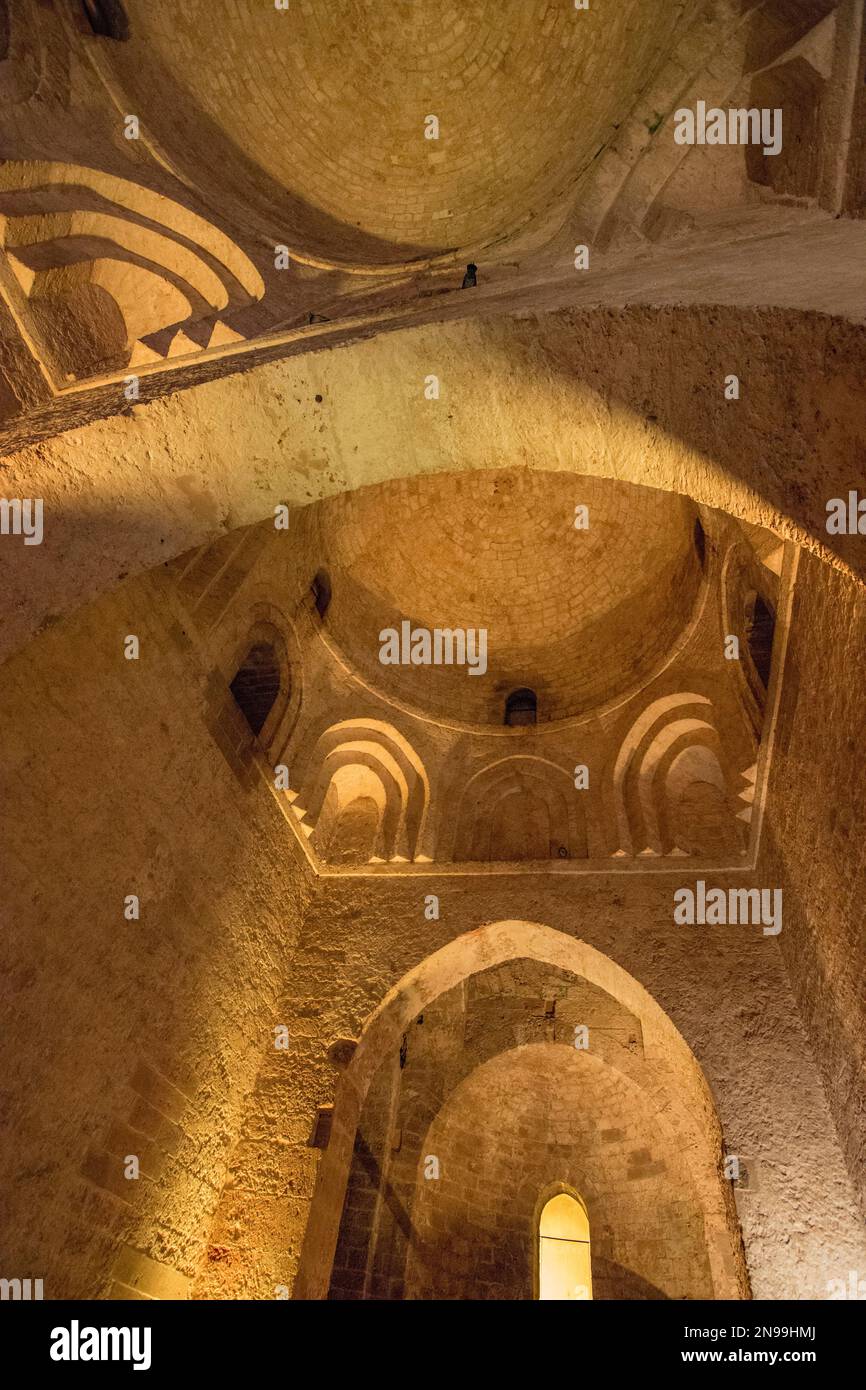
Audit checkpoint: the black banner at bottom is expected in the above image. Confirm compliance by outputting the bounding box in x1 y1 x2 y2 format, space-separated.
1 1297 859 1376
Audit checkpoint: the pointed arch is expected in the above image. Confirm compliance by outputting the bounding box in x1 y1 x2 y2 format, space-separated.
294 920 747 1301
609 692 744 858
449 755 589 862
0 160 262 379
291 718 429 863
537 1189 592 1300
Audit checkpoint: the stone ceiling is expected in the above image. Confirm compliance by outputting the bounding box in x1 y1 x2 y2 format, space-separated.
314 470 701 724
110 0 688 264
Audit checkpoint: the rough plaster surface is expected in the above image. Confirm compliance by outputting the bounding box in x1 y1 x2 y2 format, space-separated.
0 567 314 1299
760 551 866 1221
3 303 865 667
2 482 864 1301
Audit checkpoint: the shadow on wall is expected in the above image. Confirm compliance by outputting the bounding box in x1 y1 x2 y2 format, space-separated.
590 1259 671 1300
502 310 866 579
2 302 864 672
69 25 454 270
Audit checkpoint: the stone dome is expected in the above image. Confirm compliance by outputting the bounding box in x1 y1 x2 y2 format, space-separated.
315 470 702 724
107 0 686 265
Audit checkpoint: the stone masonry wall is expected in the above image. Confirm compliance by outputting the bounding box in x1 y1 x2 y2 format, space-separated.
759 552 866 1220
328 962 716 1300
0 565 313 1299
289 869 866 1300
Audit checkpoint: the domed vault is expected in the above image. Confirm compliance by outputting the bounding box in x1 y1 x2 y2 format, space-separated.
105 0 688 264
315 471 702 725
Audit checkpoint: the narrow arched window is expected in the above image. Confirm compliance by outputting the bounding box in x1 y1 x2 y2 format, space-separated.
229 642 282 736
538 1192 592 1300
82 0 131 40
312 569 331 619
745 591 775 690
693 517 706 569
505 688 537 726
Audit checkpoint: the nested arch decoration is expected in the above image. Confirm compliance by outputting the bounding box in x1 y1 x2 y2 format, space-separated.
606 692 747 859
0 159 263 380
448 755 593 862
289 718 430 864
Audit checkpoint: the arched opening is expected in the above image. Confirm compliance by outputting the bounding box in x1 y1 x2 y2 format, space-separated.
745 591 776 692
82 0 130 41
666 744 740 858
312 569 332 619
294 921 748 1301
693 516 706 569
4 0 866 1317
539 1192 592 1301
229 641 282 736
504 687 537 726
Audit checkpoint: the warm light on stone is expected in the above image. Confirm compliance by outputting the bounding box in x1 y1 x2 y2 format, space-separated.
0 0 864 1315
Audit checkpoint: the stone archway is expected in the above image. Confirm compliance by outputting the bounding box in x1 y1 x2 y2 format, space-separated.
293 919 748 1300
3 302 866 667
402 1044 713 1301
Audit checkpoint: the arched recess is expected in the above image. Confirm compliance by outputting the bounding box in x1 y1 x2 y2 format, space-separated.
746 57 825 200
293 920 747 1301
223 615 296 756
397 1042 710 1301
328 961 659 1300
608 693 747 859
289 719 430 864
0 160 263 379
449 756 592 862
313 764 388 865
306 742 406 863
665 744 742 858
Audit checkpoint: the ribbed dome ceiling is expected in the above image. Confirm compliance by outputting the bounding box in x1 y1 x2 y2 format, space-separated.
112 0 687 265
315 470 702 725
